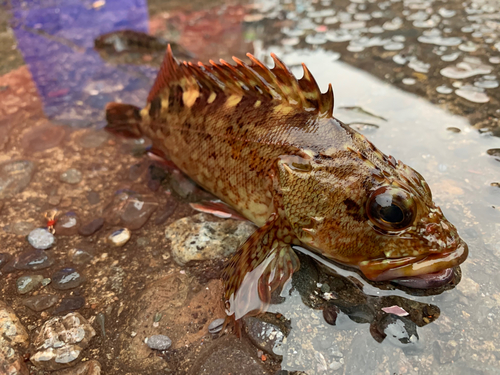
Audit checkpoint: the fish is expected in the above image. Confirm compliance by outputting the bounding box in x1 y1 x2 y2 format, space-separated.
105 46 468 319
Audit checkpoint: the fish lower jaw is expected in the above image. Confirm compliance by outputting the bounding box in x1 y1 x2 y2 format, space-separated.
359 241 468 288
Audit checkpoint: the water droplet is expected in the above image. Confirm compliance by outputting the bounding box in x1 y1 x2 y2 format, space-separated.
436 85 453 94
489 56 500 64
393 54 407 65
441 52 461 62
305 34 327 45
440 58 493 79
438 8 456 18
459 41 478 52
408 59 430 73
455 86 490 103
383 42 405 51
383 17 403 30
402 78 416 85
474 78 499 89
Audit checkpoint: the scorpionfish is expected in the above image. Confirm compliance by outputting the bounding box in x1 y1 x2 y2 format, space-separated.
106 46 468 319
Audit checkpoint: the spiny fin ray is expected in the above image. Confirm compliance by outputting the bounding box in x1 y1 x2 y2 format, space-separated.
147 45 335 117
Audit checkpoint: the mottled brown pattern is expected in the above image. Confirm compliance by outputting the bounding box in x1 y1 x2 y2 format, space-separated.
106 47 468 317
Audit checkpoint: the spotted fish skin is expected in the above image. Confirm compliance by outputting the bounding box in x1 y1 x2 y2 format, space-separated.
105 46 468 317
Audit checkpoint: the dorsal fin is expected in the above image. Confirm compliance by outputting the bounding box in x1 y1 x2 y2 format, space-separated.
147 45 335 117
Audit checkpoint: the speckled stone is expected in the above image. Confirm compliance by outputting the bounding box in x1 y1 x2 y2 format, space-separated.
30 312 95 371
16 274 44 294
146 335 172 350
60 169 82 184
166 214 255 266
28 228 55 250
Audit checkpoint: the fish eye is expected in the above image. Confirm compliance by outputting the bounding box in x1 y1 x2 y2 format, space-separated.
367 186 415 231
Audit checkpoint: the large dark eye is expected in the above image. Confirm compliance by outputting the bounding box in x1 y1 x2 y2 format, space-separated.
367 186 416 231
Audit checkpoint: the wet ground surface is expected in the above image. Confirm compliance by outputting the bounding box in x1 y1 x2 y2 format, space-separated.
0 0 500 374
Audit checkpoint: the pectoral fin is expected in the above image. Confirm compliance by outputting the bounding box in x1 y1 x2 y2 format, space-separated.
222 213 300 320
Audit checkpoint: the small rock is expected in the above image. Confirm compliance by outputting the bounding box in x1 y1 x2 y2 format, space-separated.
146 335 172 350
52 359 101 375
30 312 96 371
0 300 30 349
23 294 59 312
323 305 340 325
52 268 85 290
107 228 131 247
60 169 82 185
166 214 255 265
28 228 56 250
54 297 86 315
433 339 458 364
16 274 44 294
10 221 36 236
54 212 80 236
0 160 35 199
243 316 286 355
103 190 158 230
68 249 93 265
456 276 480 299
7 249 54 271
208 318 225 334
78 218 104 236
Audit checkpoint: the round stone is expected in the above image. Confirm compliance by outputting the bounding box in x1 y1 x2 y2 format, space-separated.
107 228 131 247
28 228 55 250
52 268 85 290
60 169 82 185
208 318 225 334
146 335 172 350
22 294 59 312
16 275 44 294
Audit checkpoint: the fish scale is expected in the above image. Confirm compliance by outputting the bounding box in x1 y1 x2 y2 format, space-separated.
105 45 468 319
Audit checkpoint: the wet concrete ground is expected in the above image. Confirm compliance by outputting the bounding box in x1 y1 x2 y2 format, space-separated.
0 0 500 374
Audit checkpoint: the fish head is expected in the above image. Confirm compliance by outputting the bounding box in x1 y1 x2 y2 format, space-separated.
278 152 468 289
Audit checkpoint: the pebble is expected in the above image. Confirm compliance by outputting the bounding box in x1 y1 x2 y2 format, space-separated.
60 169 82 184
28 228 56 250
20 125 66 153
78 217 104 236
52 360 101 375
22 294 59 312
103 190 158 230
30 312 95 371
52 268 85 290
10 221 36 236
166 213 255 266
146 334 172 350
68 249 93 265
10 249 54 271
54 212 80 236
87 191 100 205
0 160 35 199
243 316 286 355
323 305 340 325
107 228 131 247
16 274 44 294
54 297 86 315
208 318 225 334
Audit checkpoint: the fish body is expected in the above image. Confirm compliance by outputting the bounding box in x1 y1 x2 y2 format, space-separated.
106 47 468 317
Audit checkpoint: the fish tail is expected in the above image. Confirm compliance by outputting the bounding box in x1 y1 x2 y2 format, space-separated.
105 102 143 138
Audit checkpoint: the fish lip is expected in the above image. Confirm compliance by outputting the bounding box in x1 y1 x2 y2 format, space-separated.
358 240 468 285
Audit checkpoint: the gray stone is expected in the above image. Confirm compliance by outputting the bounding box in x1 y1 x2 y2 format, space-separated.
11 249 54 271
146 334 172 350
28 228 55 250
60 169 82 185
22 294 59 312
0 160 35 199
52 268 85 290
166 214 255 266
16 274 44 294
54 297 86 315
30 312 96 371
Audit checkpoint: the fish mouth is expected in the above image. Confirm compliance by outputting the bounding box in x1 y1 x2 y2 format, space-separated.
358 241 468 289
